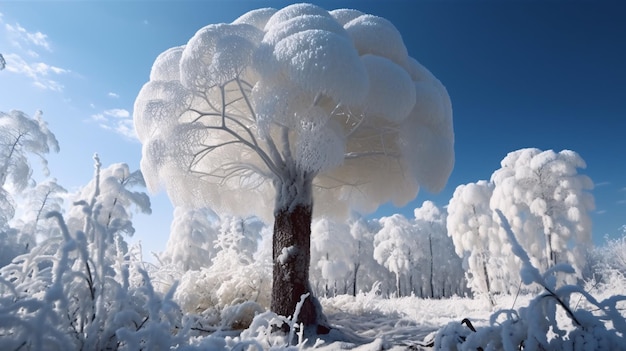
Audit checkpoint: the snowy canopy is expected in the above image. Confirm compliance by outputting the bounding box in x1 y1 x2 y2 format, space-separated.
134 3 454 219
490 148 594 273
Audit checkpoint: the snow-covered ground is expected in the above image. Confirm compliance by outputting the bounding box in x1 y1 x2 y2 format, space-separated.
209 280 625 350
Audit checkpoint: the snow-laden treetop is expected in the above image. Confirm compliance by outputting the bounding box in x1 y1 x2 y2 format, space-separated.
134 3 454 219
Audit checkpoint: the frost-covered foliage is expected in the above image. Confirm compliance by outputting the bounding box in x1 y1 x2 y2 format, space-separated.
133 2 454 220
0 109 60 266
160 206 220 271
65 156 151 239
347 216 390 296
585 226 626 292
433 210 626 351
413 201 464 299
447 180 519 302
0 157 186 350
374 213 417 296
310 217 354 296
0 109 59 192
173 215 271 314
135 2 454 328
11 178 67 239
373 202 466 298
491 148 594 277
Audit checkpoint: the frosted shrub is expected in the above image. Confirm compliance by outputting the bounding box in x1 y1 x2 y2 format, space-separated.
433 210 626 351
175 260 271 324
0 157 188 350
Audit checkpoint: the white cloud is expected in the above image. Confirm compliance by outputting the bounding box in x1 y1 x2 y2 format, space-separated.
104 108 130 118
107 92 120 98
4 53 69 91
91 113 106 122
5 22 51 51
115 119 138 140
595 181 610 187
90 108 137 140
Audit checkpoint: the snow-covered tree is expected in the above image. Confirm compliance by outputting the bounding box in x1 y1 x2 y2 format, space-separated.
490 148 594 277
413 201 454 298
447 181 514 303
374 214 419 296
348 216 386 296
0 109 59 265
66 155 151 240
160 206 220 271
11 178 67 240
133 3 454 328
310 217 353 296
0 110 59 192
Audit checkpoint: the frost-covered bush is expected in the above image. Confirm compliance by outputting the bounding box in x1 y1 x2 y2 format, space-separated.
0 156 186 350
433 210 626 351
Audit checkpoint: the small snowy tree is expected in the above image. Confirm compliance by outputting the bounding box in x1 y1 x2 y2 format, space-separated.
11 178 67 240
160 206 220 271
447 181 514 303
310 217 353 296
134 3 454 328
348 216 386 296
413 201 454 298
0 110 59 192
374 214 419 296
490 148 594 277
0 109 59 265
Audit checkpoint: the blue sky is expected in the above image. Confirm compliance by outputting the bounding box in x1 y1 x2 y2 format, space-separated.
0 1 624 254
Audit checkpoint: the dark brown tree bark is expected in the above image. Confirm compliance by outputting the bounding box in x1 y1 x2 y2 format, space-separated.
271 202 329 333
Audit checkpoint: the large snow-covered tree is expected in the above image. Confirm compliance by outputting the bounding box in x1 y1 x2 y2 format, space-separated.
490 148 594 276
133 3 454 329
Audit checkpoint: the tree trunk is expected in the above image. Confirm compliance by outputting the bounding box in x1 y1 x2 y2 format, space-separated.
428 233 434 299
271 202 329 333
352 262 360 297
481 253 495 306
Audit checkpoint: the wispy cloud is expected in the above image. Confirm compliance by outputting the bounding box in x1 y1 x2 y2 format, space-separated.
1 17 70 92
596 209 607 215
107 92 120 98
5 22 51 52
91 108 137 140
595 181 610 187
3 53 69 91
